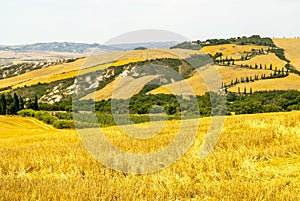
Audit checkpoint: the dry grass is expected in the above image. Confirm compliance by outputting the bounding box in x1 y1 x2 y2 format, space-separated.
202 44 268 59
0 49 192 91
235 53 287 69
273 38 300 72
81 75 160 101
0 58 86 89
0 57 147 90
150 65 270 96
149 72 209 96
0 112 299 200
228 74 300 93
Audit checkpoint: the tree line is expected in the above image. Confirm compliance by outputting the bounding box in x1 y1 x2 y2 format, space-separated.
0 93 38 115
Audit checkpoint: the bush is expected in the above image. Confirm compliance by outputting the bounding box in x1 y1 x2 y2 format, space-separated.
17 109 35 117
55 112 73 120
35 111 57 124
53 120 75 129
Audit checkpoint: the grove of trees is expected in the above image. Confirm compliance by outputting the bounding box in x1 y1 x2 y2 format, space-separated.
0 93 38 115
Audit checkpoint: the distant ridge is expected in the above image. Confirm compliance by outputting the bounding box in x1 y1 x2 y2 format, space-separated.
0 42 118 53
0 41 180 54
108 41 179 50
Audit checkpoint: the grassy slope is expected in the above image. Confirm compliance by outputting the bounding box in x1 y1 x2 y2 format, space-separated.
202 44 268 59
273 38 300 72
81 75 161 101
150 65 271 96
0 49 194 91
228 74 300 93
151 43 295 96
235 53 287 69
0 112 299 200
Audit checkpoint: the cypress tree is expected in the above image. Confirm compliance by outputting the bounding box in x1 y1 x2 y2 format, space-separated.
34 96 39 110
13 93 19 114
19 96 24 110
6 94 13 115
0 94 6 115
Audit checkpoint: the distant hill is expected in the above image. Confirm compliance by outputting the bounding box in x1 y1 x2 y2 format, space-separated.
0 42 118 53
0 41 180 63
0 41 180 53
108 41 179 50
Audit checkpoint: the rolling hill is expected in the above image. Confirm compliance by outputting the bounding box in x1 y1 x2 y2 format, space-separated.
273 38 300 72
149 65 272 96
228 73 300 93
0 36 299 106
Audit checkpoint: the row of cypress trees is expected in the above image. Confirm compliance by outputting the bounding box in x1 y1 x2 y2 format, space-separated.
0 93 38 115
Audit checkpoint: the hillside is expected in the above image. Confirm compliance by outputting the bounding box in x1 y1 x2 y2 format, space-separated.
0 36 299 107
0 48 206 103
228 73 300 93
1 112 299 200
273 38 300 72
150 65 272 96
81 75 161 100
202 44 269 58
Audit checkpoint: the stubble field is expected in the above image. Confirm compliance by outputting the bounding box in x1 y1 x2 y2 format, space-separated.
0 112 299 200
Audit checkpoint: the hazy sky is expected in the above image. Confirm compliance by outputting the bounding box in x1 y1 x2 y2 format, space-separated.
1 0 300 45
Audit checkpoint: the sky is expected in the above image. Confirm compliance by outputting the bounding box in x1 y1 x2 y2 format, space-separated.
1 0 300 45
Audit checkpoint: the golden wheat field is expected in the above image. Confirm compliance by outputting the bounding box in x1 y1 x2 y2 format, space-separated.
273 38 300 72
235 53 287 70
150 65 271 96
81 75 161 101
228 74 300 93
0 112 299 200
202 44 268 59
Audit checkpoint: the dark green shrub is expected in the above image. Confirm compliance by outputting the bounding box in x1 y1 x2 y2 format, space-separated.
53 120 75 129
17 109 36 117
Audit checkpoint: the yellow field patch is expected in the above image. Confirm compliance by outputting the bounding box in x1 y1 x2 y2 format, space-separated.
149 72 209 96
273 38 300 72
235 53 287 69
228 74 300 93
81 75 161 101
0 112 299 200
202 44 268 58
0 116 59 138
150 65 271 96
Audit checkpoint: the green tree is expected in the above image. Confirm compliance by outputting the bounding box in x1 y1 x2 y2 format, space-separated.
6 94 14 115
0 94 6 115
19 96 24 110
34 96 39 110
13 93 19 114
